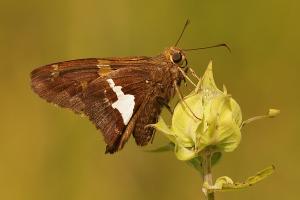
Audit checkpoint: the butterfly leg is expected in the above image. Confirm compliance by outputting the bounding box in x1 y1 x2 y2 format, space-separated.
177 67 197 87
174 81 200 120
156 96 173 115
188 67 201 81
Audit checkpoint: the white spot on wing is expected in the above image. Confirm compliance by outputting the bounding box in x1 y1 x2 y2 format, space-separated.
106 79 135 125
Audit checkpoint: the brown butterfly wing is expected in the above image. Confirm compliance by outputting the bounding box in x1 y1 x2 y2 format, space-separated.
30 57 154 151
82 68 153 149
30 58 100 113
133 92 161 146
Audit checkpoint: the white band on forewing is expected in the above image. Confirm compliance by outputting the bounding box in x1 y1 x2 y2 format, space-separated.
106 79 135 125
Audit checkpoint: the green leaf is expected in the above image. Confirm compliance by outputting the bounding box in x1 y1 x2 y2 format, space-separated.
172 93 203 147
211 152 222 166
196 61 221 95
196 95 242 152
148 116 176 144
174 144 197 160
187 156 203 175
203 165 275 192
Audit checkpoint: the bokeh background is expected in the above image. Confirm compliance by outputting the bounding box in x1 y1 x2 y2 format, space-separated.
1 0 299 199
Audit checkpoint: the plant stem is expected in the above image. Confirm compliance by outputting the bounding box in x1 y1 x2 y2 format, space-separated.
202 148 215 200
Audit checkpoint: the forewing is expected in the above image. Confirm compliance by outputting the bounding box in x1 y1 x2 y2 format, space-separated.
30 57 153 148
31 58 101 113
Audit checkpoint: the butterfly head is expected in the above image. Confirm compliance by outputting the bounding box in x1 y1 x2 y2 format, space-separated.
163 47 189 86
167 47 188 70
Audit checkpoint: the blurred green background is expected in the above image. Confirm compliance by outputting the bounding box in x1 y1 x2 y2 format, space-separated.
0 0 299 199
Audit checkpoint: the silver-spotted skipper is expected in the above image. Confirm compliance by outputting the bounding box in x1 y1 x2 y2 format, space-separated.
30 20 228 153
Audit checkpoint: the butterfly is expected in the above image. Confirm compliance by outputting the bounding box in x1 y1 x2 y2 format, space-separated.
30 20 228 153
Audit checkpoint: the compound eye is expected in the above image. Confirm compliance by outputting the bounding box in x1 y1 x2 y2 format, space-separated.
172 52 182 63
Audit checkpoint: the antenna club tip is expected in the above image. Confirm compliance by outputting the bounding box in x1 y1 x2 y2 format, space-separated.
221 43 232 53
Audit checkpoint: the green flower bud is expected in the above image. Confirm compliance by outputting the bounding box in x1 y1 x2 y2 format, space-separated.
151 61 279 161
151 62 241 160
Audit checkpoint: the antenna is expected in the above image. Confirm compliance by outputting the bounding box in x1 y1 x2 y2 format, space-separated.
183 43 231 52
174 19 190 47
